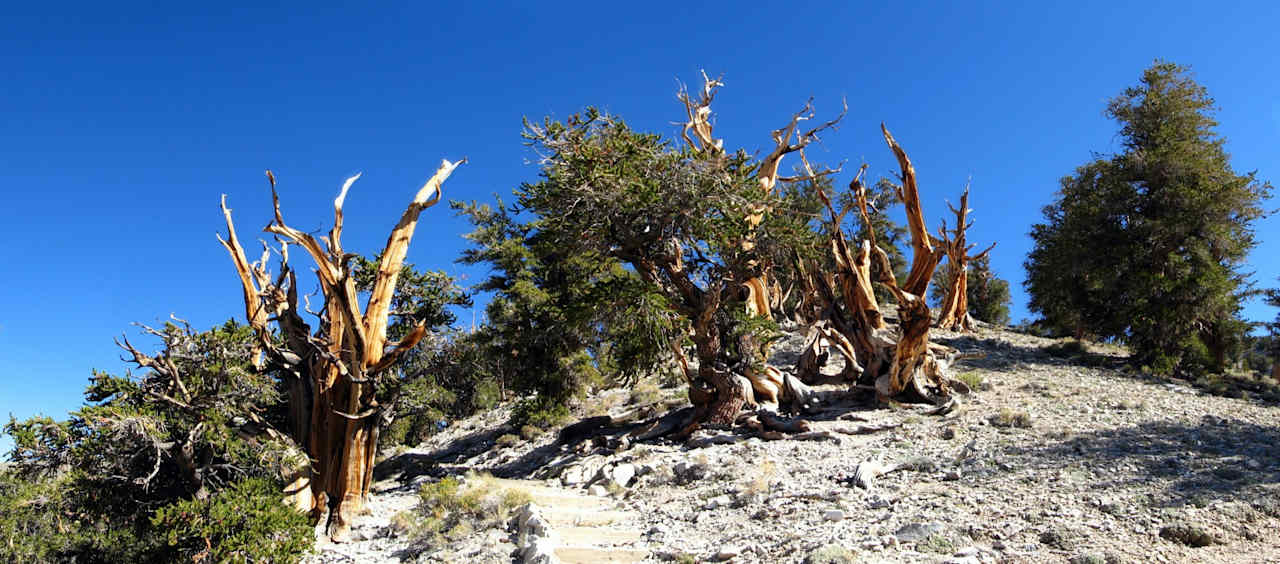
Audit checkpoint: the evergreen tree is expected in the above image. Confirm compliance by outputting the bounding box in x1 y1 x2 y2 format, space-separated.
962 254 1011 325
3 321 314 562
1025 61 1271 372
453 197 681 426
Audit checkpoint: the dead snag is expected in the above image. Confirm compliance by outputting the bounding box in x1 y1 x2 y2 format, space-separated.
218 160 462 541
795 124 956 408
934 183 997 331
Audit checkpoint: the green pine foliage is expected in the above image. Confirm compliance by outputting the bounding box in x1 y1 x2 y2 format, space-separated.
2 320 314 562
151 477 313 563
454 191 684 426
486 106 815 412
1024 61 1271 373
349 256 483 447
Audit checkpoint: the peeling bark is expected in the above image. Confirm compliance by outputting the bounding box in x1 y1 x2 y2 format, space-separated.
218 160 462 540
794 124 960 408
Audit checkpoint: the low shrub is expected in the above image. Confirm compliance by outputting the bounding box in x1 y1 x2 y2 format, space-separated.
151 477 313 563
990 408 1032 429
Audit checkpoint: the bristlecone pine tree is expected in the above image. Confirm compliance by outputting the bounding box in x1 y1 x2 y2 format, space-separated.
794 125 973 407
514 73 848 428
218 160 462 540
1025 60 1271 373
931 254 1011 326
933 185 996 331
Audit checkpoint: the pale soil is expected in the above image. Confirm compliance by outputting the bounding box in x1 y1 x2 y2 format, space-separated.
311 324 1280 563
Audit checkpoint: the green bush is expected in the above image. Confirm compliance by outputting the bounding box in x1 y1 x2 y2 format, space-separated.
629 378 664 406
1045 339 1088 358
512 398 573 429
990 408 1033 429
413 474 530 543
152 477 313 563
0 471 95 562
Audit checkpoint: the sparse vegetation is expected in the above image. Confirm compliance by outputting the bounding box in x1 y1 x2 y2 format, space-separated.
1045 339 1089 358
956 370 985 391
519 424 543 441
6 50 1280 564
990 408 1033 429
410 473 531 545
630 378 665 406
916 533 957 554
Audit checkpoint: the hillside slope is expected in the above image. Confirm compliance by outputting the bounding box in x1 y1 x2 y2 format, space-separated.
312 324 1280 564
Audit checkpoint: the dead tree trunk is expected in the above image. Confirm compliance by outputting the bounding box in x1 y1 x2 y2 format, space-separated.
218 160 462 541
935 184 996 332
797 124 959 406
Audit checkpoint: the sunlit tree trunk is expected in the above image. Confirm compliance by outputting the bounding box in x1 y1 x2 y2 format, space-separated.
935 185 996 331
218 160 462 540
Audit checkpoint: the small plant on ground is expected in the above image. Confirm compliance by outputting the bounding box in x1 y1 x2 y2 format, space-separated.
916 533 956 554
745 459 778 496
1045 339 1088 358
956 370 984 391
990 408 1032 429
411 472 531 546
512 399 573 430
629 378 664 406
495 433 520 448
519 424 544 441
803 543 857 564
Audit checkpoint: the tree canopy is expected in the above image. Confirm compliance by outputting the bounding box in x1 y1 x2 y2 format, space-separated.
1025 61 1271 372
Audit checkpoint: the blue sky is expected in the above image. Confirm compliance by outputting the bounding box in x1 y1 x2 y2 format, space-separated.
3 1 1279 452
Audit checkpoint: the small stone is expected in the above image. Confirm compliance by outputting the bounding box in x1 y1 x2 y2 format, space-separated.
588 484 608 497
943 470 962 481
941 427 957 440
823 509 846 521
705 495 732 509
954 546 979 557
1246 459 1263 470
715 545 743 560
611 463 637 487
867 495 892 509
893 522 943 542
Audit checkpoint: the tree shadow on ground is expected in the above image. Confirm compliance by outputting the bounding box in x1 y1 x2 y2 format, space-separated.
374 424 514 482
1000 416 1280 507
479 383 887 480
933 332 1126 373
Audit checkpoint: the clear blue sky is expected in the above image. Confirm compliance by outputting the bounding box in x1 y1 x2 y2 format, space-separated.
3 1 1279 453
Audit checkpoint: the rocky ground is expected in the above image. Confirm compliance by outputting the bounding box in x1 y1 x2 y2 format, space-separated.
309 324 1280 563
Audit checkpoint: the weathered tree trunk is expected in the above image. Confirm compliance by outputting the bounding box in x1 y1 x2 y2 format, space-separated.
671 73 843 423
935 185 995 332
797 124 958 405
218 160 462 540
